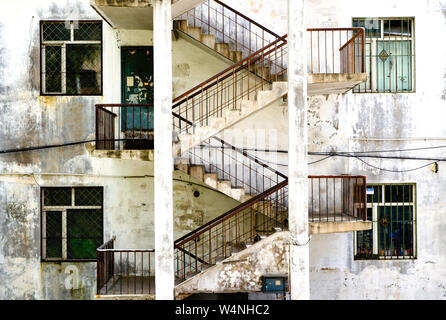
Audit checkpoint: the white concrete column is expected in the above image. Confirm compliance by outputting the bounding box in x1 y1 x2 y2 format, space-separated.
153 0 174 300
288 0 310 300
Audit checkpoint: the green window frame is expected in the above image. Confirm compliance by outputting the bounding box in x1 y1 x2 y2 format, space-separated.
40 20 103 95
354 183 417 260
41 187 103 261
352 17 415 93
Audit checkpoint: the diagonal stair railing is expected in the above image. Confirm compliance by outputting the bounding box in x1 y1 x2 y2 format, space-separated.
174 175 368 283
174 0 282 61
172 34 288 137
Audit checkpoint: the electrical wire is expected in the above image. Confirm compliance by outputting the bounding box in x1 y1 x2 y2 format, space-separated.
1 139 445 173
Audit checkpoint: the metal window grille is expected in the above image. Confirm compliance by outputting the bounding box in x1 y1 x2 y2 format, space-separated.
41 187 103 261
40 20 102 95
352 18 415 93
355 183 417 260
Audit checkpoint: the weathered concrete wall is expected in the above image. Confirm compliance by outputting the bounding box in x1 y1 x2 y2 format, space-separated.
2 0 446 301
216 0 446 299
0 0 237 300
175 231 289 298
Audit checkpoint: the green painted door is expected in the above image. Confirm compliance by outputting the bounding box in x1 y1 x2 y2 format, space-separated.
376 40 412 92
121 46 154 131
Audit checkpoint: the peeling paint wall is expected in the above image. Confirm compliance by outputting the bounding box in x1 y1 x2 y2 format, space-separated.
0 0 239 300
175 231 289 297
2 0 446 301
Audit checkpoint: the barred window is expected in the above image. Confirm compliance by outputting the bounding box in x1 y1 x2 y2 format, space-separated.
354 184 416 260
41 187 103 261
353 18 415 93
40 21 102 95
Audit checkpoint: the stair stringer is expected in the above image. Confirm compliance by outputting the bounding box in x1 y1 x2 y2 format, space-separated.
174 231 290 299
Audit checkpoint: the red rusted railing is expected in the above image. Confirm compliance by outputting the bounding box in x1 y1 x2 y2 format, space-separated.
96 237 155 296
308 175 367 223
180 136 288 197
174 175 367 283
174 179 288 282
95 104 154 150
172 34 288 136
307 28 365 74
174 0 282 61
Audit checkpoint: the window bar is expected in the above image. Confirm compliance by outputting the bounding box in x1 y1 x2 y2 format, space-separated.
120 252 123 293
141 251 144 293
326 177 329 222
134 252 136 294
318 177 321 222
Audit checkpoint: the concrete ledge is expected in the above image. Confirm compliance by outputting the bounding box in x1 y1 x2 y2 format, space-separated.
309 220 372 234
308 73 367 95
92 0 153 8
90 148 154 161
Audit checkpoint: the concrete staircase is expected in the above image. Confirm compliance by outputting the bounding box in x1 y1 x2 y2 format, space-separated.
173 81 288 157
174 158 254 202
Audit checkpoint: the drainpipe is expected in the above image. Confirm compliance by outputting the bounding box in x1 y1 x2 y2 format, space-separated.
288 0 310 300
154 0 174 300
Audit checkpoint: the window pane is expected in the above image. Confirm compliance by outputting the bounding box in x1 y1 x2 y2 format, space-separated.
384 185 413 203
45 211 62 258
74 22 102 41
353 18 381 38
356 208 375 258
44 46 62 93
67 238 102 260
376 40 412 92
42 22 70 41
67 209 103 238
366 185 382 203
67 209 102 259
378 206 414 257
66 44 101 94
44 187 72 206
384 19 412 37
74 187 103 206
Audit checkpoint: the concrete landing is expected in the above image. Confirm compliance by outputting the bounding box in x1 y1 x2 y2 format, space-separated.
308 73 368 95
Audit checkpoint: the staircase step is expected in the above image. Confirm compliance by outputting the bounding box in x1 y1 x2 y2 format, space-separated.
240 100 258 117
241 194 254 202
224 108 242 124
203 173 218 189
173 19 188 33
209 116 226 130
215 43 230 58
200 34 216 49
174 158 190 174
186 27 202 41
231 188 246 201
229 50 243 62
217 180 232 196
190 165 205 181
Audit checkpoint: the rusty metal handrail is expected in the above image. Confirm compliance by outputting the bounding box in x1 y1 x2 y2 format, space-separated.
174 175 367 282
172 34 288 106
307 27 366 74
96 238 155 296
174 0 282 62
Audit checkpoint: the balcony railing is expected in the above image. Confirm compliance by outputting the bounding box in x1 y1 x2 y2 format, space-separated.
183 137 288 196
95 104 154 150
96 237 155 296
174 0 282 61
174 175 366 283
309 175 367 222
307 28 365 74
